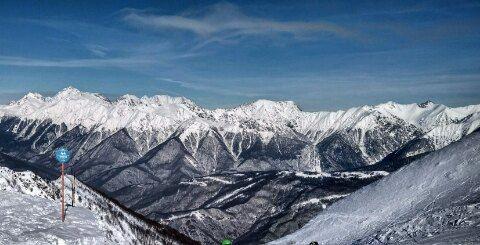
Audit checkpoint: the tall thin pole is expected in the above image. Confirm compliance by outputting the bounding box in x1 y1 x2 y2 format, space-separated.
61 163 65 222
72 173 75 207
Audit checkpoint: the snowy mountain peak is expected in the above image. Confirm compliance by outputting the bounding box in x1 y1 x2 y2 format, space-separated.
376 101 405 110
143 94 197 107
53 86 110 103
115 94 141 106
417 100 435 108
114 93 198 109
24 92 44 101
11 92 44 105
55 86 82 97
249 99 300 111
225 99 301 120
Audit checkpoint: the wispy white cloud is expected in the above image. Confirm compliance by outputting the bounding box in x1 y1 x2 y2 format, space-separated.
5 18 210 69
123 3 352 42
0 55 155 68
126 15 215 35
84 44 109 57
159 77 269 97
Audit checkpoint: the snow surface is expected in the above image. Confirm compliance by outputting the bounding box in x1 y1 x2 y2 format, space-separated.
0 167 193 245
271 131 480 244
0 190 110 245
294 171 388 180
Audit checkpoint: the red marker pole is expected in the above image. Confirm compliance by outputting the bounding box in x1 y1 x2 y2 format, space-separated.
56 147 70 223
61 163 65 222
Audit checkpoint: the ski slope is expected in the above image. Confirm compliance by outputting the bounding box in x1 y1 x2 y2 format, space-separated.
0 167 197 245
271 131 480 244
0 190 109 244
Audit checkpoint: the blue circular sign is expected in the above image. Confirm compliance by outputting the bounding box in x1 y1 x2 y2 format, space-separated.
55 147 71 164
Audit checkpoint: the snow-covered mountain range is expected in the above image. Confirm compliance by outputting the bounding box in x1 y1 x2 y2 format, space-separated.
0 166 198 244
272 129 480 244
1 87 479 243
1 87 479 172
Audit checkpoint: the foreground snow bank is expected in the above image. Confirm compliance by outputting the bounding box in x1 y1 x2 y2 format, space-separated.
0 190 109 244
0 167 198 245
272 131 480 244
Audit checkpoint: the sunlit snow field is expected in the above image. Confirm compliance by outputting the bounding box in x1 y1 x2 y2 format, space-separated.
0 191 109 244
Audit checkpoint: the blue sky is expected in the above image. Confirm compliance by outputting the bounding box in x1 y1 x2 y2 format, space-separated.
0 0 479 111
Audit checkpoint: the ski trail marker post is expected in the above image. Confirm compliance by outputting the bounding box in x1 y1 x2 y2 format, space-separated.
55 147 71 222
